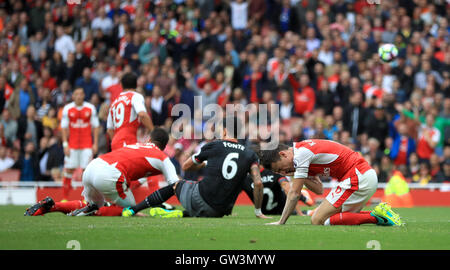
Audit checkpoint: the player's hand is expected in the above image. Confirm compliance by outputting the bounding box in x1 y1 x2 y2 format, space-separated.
64 146 70 157
265 220 283 225
256 213 272 219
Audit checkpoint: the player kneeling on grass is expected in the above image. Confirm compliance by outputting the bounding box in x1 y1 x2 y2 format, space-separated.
24 128 179 217
122 116 270 219
259 140 404 226
242 162 316 216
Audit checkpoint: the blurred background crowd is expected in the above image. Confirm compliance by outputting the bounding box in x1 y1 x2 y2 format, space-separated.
0 0 448 185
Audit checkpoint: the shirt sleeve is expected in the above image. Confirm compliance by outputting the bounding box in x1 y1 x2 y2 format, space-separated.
293 147 315 179
161 157 180 185
89 104 100 128
106 108 113 129
60 106 69 129
191 142 214 164
131 93 147 115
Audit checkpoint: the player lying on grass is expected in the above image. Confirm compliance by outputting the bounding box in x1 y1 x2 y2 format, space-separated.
24 128 179 216
259 140 404 226
122 116 270 219
242 163 316 216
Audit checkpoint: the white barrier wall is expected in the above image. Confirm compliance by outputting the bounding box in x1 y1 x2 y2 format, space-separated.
0 188 36 205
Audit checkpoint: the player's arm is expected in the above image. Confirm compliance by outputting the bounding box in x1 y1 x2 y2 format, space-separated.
92 126 100 155
268 147 312 225
133 93 154 132
304 176 323 195
182 156 206 171
250 163 270 219
138 111 154 131
106 109 115 140
268 177 306 225
182 143 213 171
280 180 304 216
60 106 70 156
90 106 100 155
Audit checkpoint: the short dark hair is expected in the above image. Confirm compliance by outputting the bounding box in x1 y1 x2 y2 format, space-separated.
258 144 289 170
222 116 243 139
121 72 137 89
150 128 169 150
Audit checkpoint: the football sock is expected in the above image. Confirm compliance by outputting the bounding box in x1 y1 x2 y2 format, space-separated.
50 200 87 214
299 194 307 203
62 172 73 200
327 212 377 225
130 184 175 213
95 205 124 216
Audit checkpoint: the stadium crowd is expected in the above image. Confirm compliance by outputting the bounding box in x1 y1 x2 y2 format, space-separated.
0 0 448 185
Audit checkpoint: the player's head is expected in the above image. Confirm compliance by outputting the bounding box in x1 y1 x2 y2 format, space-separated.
258 144 295 176
222 116 243 140
121 72 137 90
72 87 85 106
150 127 169 150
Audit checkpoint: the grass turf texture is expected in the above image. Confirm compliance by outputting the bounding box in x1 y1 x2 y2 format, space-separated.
1 205 450 250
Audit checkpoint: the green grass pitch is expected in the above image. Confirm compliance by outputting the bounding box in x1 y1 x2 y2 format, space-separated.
1 205 450 250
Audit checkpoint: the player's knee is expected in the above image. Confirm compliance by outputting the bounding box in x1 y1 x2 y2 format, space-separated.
311 214 325 225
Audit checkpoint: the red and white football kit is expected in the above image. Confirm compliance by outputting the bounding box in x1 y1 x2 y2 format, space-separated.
61 101 99 169
81 143 179 207
293 139 378 212
107 91 147 151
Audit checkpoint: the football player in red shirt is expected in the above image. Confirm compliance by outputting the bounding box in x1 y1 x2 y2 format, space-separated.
24 128 179 216
106 72 154 151
260 140 404 226
60 87 100 201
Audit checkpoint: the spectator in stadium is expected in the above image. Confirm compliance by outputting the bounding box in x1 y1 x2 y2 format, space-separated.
17 105 43 151
1 109 18 146
429 153 443 179
412 162 433 186
138 31 167 65
278 90 294 122
289 72 316 116
416 113 441 163
54 25 76 63
434 159 450 183
12 141 41 182
29 30 52 65
75 67 99 101
8 78 35 120
91 7 114 36
343 91 368 141
389 118 416 167
0 145 14 172
29 0 45 33
185 72 231 109
149 85 169 127
73 42 93 81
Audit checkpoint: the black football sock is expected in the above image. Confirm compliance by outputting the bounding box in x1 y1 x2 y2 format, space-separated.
130 184 175 213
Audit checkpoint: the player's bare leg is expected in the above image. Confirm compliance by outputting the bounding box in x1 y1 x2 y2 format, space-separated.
311 199 341 225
